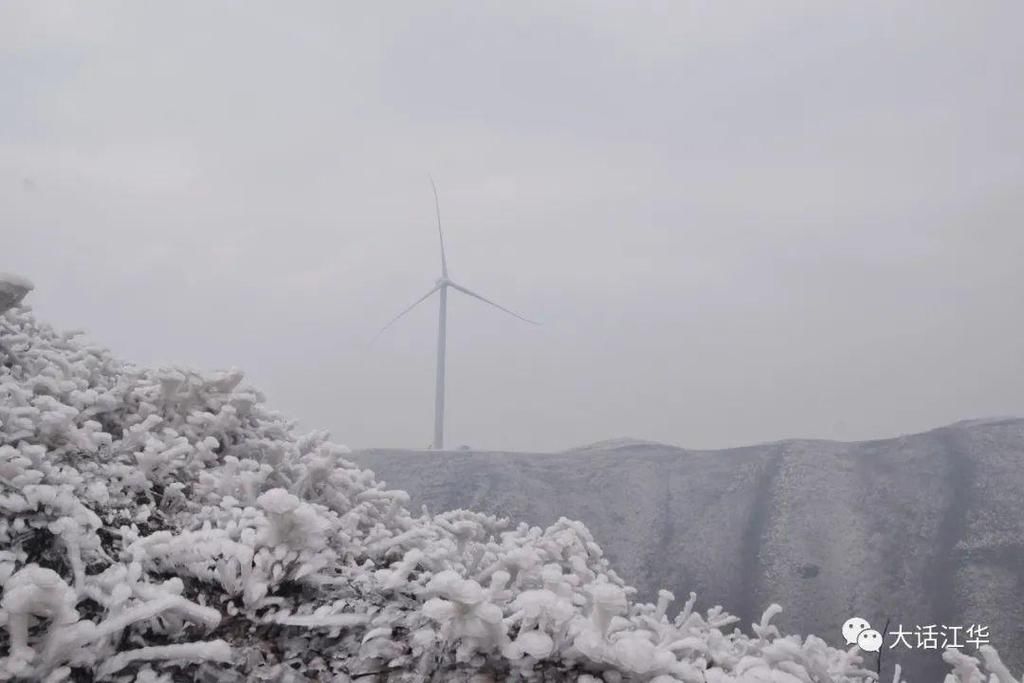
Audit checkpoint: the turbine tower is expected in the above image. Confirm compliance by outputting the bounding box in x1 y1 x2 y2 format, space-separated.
375 180 538 450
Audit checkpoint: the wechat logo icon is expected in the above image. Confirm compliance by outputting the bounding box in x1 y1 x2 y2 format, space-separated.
842 616 882 652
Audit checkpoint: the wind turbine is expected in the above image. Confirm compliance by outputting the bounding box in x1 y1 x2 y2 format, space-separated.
375 180 538 450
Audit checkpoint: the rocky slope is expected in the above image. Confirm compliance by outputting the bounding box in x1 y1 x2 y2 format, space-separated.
353 418 1024 677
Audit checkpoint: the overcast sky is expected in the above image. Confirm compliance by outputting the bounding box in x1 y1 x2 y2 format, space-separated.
4 2 1023 452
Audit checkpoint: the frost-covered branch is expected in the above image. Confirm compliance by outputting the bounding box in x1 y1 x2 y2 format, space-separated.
0 302 1015 682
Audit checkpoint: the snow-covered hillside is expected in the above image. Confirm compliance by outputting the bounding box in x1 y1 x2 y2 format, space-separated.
0 300 1015 680
355 424 1024 680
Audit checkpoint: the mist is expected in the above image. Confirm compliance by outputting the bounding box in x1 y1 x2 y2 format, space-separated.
5 2 1024 452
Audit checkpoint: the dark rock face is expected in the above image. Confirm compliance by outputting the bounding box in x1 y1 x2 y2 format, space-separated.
351 418 1024 678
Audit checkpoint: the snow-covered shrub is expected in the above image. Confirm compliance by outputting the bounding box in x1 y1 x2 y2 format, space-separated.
0 293 1017 681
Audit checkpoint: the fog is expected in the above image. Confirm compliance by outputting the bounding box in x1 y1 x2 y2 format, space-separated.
4 2 1023 451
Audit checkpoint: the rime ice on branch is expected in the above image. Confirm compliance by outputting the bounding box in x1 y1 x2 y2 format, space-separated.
0 274 32 317
0 297 1014 681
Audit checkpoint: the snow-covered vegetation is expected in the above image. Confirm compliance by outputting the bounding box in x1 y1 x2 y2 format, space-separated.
0 297 1016 680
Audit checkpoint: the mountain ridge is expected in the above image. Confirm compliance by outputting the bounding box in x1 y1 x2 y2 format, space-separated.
351 416 1024 677
361 416 1024 457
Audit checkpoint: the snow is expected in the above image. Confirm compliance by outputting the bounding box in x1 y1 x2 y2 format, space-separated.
566 437 680 453
0 273 34 292
355 418 1024 677
0 303 1015 680
95 640 233 678
0 274 33 318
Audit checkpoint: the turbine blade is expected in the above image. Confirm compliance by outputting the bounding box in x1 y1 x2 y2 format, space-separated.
371 284 441 343
448 281 540 325
429 176 448 278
